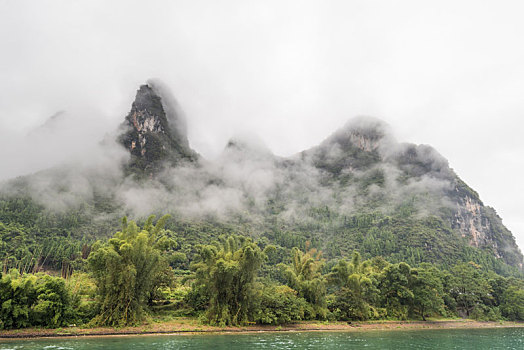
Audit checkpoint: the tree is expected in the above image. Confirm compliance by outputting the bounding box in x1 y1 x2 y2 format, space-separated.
379 262 413 319
409 266 444 320
448 262 492 318
328 252 379 320
88 215 173 326
191 235 266 326
280 243 327 318
500 278 524 320
0 270 36 329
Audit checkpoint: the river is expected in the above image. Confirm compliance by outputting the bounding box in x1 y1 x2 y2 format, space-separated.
0 328 522 349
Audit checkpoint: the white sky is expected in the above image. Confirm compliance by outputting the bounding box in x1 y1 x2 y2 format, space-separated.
1 0 523 250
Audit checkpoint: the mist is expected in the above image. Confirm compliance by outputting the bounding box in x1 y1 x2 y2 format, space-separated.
0 104 458 233
1 0 524 249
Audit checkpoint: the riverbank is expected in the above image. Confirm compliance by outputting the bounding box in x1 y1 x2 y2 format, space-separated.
0 318 522 339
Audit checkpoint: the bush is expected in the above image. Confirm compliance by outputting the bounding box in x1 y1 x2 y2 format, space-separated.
32 274 75 327
468 304 501 321
500 285 524 320
328 287 372 321
0 271 75 329
253 285 310 325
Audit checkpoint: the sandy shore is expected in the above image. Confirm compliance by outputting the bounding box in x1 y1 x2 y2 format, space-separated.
0 319 522 339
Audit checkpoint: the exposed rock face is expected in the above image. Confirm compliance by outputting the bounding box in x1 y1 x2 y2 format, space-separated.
119 84 197 176
349 132 380 152
394 143 521 266
452 194 488 247
451 187 523 268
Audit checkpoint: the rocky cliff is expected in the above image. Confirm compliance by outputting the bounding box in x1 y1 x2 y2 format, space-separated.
119 83 197 176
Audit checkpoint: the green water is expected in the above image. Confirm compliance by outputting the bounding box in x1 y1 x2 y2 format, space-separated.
0 328 522 349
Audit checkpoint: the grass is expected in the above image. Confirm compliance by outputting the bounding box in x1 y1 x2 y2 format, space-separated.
0 318 522 339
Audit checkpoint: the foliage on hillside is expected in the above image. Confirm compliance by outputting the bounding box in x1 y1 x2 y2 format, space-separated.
0 216 522 330
0 191 522 282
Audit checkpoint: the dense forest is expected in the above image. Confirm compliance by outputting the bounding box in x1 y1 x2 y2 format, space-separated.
2 189 522 279
0 215 522 330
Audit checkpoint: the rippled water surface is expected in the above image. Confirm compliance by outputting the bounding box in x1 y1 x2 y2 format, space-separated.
1 328 523 349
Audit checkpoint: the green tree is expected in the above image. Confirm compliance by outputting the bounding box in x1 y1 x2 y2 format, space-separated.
0 270 36 329
328 252 379 320
448 262 492 318
280 244 327 318
191 235 266 326
409 266 444 320
378 262 413 319
500 279 524 320
88 215 173 326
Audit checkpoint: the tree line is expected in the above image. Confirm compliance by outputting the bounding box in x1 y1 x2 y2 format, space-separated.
0 215 522 329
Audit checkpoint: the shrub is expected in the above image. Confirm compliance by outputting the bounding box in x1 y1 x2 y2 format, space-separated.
253 285 310 325
0 271 75 329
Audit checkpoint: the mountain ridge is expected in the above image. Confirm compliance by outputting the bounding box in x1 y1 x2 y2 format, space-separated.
0 81 521 275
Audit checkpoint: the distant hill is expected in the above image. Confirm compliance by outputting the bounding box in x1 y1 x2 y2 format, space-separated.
0 81 521 276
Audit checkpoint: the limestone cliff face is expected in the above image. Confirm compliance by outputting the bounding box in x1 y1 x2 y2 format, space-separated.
451 191 489 248
349 133 380 152
119 84 197 175
451 182 522 268
395 145 522 268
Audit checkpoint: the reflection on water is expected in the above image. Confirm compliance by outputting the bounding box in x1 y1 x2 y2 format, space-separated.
0 328 523 350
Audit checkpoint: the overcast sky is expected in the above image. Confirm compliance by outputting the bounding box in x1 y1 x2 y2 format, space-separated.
1 0 524 250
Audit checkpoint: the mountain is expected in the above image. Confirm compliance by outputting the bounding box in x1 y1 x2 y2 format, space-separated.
0 82 521 276
301 118 522 268
119 82 198 176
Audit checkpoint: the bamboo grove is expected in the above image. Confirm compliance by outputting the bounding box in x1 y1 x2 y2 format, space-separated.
0 215 523 329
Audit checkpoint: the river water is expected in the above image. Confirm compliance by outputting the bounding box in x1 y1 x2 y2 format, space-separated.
0 328 522 349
